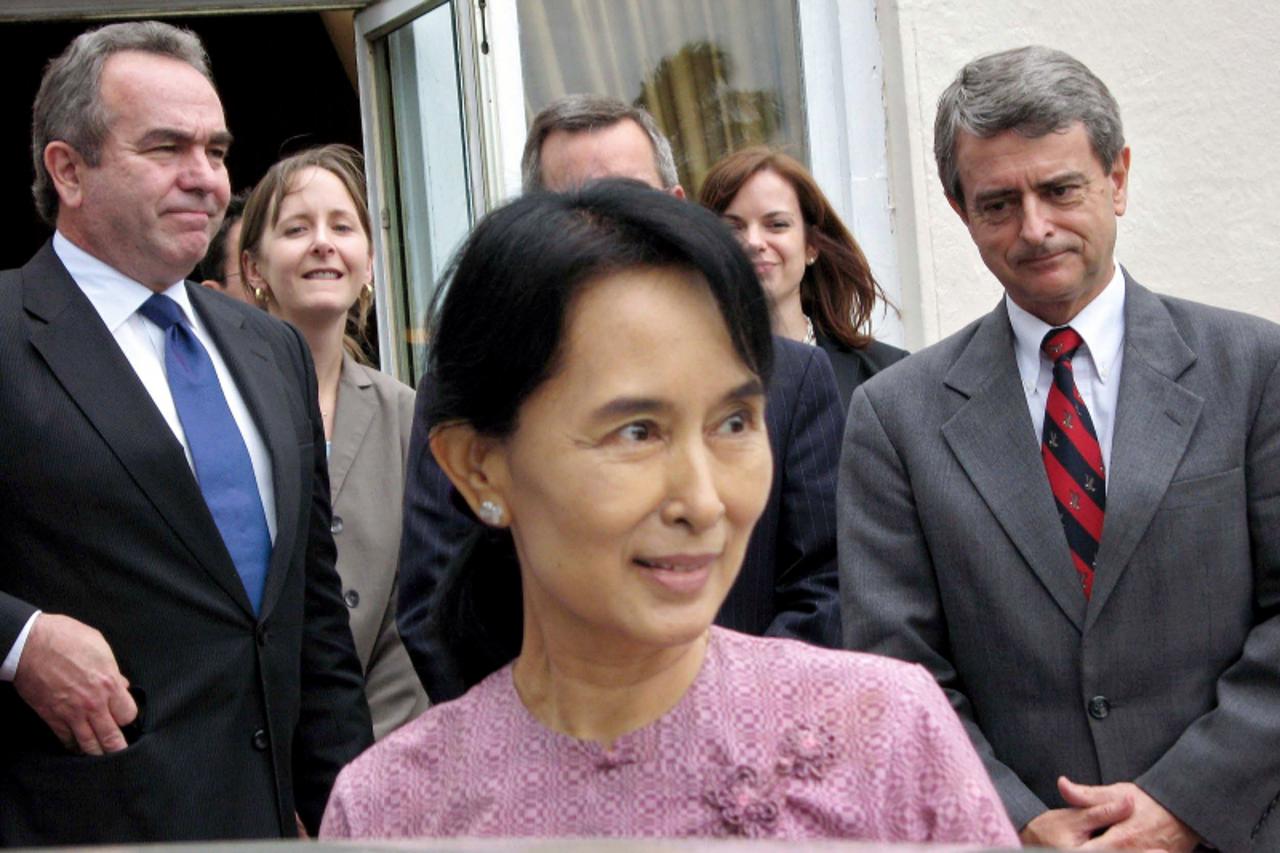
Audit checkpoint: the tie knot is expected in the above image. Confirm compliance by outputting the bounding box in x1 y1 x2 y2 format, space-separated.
1042 326 1083 362
137 293 187 331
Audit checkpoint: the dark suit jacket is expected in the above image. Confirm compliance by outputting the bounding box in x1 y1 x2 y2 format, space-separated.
0 243 373 845
814 331 909 412
839 273 1280 852
398 336 845 702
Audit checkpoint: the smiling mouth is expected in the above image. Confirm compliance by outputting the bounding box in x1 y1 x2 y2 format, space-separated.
634 555 717 572
303 270 344 280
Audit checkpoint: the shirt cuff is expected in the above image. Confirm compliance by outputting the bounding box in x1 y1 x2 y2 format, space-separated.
1 611 42 681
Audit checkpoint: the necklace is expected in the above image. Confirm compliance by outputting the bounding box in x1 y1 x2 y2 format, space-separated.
803 315 816 347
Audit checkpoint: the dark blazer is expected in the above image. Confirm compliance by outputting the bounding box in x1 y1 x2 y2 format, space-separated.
814 331 908 412
329 355 429 738
0 243 373 845
839 274 1280 852
397 336 846 703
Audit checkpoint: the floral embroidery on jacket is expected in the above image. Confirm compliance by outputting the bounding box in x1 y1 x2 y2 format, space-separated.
706 724 839 836
705 765 780 837
777 723 838 780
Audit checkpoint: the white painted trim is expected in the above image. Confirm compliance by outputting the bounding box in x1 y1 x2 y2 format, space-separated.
478 0 528 205
355 0 436 39
354 0 402 376
873 0 932 347
798 0 905 346
453 0 492 211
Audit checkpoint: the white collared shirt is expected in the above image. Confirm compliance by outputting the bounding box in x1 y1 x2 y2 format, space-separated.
52 231 278 539
1007 264 1126 480
5 235 280 680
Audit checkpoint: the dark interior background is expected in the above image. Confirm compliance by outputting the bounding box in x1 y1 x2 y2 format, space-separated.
2 12 364 270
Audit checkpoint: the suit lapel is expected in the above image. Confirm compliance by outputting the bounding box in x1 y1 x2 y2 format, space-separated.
188 283 302 618
327 355 376 504
24 245 255 616
1085 277 1201 628
941 302 1088 631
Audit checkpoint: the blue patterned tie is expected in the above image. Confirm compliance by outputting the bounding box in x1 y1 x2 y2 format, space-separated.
138 294 271 613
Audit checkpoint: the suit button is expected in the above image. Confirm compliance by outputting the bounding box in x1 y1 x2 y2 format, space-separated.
343 589 360 608
331 515 344 535
251 728 269 751
1087 696 1110 719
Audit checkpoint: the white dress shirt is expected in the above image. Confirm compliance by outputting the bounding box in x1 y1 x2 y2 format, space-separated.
1 234 278 680
1007 264 1126 480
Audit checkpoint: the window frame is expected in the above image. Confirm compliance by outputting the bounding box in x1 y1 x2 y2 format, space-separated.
359 0 904 379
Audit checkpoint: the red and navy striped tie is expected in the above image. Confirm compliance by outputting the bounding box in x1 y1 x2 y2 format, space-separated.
1041 327 1105 598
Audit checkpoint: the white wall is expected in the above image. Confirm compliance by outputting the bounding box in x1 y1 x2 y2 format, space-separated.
877 0 1280 347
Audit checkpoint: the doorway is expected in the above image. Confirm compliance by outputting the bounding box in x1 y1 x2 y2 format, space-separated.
3 11 364 269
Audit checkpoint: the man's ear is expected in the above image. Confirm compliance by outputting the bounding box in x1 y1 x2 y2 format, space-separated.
43 141 87 211
430 422 510 525
1110 146 1131 217
947 191 970 225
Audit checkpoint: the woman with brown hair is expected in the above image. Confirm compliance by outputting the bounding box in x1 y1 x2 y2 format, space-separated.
700 148 907 407
240 144 428 737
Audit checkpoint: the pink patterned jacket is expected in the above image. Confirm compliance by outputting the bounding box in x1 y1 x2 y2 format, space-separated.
322 628 1018 845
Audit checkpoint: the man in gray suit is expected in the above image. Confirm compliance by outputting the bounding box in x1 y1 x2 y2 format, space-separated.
840 46 1280 852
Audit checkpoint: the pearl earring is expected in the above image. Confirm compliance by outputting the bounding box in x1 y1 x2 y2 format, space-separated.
478 500 504 526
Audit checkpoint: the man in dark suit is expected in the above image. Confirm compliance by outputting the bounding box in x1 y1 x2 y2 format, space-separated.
0 21 372 844
398 95 846 701
840 46 1280 852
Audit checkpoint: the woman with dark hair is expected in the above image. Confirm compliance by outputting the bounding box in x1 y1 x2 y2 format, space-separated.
320 180 1016 844
240 144 428 738
700 148 908 408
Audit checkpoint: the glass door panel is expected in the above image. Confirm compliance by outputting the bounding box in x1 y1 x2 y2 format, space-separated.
371 0 475 383
516 0 804 195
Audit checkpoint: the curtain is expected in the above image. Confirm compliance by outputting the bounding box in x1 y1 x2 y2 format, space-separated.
517 0 805 195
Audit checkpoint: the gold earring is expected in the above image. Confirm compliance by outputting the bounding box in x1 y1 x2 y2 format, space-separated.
362 282 373 297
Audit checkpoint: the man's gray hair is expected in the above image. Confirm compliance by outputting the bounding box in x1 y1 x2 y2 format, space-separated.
31 20 213 226
521 94 679 192
934 45 1124 206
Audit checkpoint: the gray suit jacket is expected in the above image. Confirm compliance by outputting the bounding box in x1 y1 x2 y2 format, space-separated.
330 355 429 738
839 274 1280 852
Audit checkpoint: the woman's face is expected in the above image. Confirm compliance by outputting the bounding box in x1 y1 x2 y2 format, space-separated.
246 166 371 323
721 169 813 311
488 267 772 655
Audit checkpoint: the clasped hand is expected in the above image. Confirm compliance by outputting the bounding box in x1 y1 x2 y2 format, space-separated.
13 613 138 755
1019 776 1201 851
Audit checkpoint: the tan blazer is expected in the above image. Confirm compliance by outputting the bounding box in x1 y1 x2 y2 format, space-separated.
330 354 429 738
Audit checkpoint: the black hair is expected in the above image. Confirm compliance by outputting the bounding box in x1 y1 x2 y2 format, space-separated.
424 178 773 687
